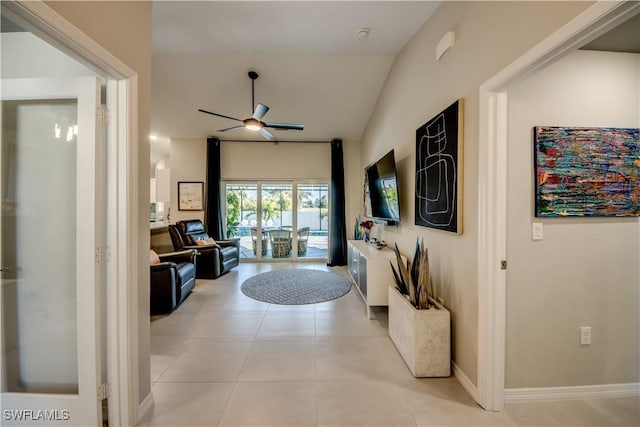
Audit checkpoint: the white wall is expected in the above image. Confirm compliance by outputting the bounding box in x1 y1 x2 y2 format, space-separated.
360 1 592 385
222 141 331 180
505 50 640 388
168 137 340 227
168 138 207 224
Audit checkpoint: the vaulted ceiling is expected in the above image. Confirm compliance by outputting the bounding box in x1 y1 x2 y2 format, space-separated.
149 1 441 163
149 2 640 165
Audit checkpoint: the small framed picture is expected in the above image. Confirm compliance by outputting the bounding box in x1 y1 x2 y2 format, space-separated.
178 181 204 211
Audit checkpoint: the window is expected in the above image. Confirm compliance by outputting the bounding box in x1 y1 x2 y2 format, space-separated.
225 181 328 260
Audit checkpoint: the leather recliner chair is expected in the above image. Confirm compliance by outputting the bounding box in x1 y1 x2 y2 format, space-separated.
168 220 240 279
150 249 196 315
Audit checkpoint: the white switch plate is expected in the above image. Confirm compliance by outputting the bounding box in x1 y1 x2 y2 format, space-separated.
532 222 543 241
580 326 591 345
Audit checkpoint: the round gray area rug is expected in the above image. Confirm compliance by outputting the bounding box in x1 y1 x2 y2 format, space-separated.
241 269 351 305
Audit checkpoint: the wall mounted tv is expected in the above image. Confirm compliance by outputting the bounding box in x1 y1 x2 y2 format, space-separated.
365 149 401 225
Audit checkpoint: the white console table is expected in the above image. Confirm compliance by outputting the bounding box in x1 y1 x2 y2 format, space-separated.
347 240 403 319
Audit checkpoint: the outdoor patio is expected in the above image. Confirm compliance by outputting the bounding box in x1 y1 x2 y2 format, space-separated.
238 233 328 260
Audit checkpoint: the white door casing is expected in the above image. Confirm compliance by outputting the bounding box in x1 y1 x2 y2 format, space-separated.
1 2 141 424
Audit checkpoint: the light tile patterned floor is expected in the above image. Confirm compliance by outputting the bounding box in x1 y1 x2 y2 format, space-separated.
140 262 639 426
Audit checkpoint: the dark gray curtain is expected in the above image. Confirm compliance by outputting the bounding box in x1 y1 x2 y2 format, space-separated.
327 139 347 266
206 137 224 240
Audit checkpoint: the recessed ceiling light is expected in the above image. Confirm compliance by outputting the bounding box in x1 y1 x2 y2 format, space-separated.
357 27 370 39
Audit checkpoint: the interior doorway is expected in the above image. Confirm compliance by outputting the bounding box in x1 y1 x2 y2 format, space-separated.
1 2 139 425
477 0 640 411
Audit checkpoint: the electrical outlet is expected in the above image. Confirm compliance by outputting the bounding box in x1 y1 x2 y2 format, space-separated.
580 326 591 345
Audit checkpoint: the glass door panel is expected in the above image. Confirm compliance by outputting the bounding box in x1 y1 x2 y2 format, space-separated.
262 184 293 259
296 184 328 259
2 99 79 394
1 77 102 426
226 184 259 259
225 181 328 261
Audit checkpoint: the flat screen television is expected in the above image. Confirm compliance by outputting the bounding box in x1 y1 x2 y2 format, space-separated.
365 149 401 225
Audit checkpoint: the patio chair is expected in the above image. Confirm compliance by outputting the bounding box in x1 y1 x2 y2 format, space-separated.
297 227 310 255
269 229 292 257
251 227 268 256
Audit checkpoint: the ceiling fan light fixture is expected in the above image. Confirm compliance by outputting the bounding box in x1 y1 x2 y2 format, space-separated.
244 118 263 131
199 71 304 140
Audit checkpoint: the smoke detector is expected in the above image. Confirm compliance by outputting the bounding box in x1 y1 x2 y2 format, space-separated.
357 27 370 39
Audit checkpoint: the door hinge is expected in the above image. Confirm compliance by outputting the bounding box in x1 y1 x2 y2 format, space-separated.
96 246 111 264
500 260 507 270
96 106 109 126
98 382 110 400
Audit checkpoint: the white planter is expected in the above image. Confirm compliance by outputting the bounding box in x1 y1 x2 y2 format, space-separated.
388 286 451 377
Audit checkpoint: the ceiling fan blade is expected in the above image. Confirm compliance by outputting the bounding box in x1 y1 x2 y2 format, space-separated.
260 128 275 141
198 109 243 122
219 125 244 132
264 122 304 131
252 103 269 121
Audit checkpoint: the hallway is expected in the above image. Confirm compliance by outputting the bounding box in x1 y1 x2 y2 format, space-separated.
141 263 639 426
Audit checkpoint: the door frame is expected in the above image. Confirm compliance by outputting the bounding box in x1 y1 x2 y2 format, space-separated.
477 0 640 411
2 1 139 425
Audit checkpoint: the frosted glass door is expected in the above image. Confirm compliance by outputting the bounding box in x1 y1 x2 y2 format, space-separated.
1 77 102 426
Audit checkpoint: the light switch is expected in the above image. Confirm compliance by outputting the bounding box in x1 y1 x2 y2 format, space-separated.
532 222 543 241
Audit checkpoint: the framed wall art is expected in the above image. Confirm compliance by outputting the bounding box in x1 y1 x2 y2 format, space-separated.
415 99 464 233
534 126 639 217
178 181 204 211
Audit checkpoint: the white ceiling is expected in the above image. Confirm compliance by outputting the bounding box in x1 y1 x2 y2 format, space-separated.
150 1 441 165
153 1 441 55
580 13 640 53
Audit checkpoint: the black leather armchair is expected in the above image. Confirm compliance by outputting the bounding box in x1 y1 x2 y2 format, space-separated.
150 249 196 315
168 220 240 279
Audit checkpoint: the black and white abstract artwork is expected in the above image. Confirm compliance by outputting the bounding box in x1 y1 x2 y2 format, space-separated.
415 99 463 233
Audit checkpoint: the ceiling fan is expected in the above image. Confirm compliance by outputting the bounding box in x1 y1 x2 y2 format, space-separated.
198 71 304 141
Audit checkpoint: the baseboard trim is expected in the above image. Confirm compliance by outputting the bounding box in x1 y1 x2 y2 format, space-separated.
505 383 640 402
137 392 154 424
453 361 479 403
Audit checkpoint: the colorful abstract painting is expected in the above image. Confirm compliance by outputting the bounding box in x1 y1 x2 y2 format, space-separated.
534 127 639 217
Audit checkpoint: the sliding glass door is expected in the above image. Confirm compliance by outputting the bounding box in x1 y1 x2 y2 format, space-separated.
225 184 258 259
296 184 328 259
224 181 328 261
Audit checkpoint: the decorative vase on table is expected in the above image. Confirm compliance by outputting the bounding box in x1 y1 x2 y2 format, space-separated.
360 220 373 243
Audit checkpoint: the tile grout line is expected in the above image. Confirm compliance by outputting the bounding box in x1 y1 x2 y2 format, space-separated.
215 310 263 426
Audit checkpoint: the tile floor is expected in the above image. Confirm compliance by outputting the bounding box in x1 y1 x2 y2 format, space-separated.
140 262 639 426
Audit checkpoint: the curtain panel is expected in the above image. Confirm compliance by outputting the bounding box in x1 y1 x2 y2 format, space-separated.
327 138 347 266
206 137 225 240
